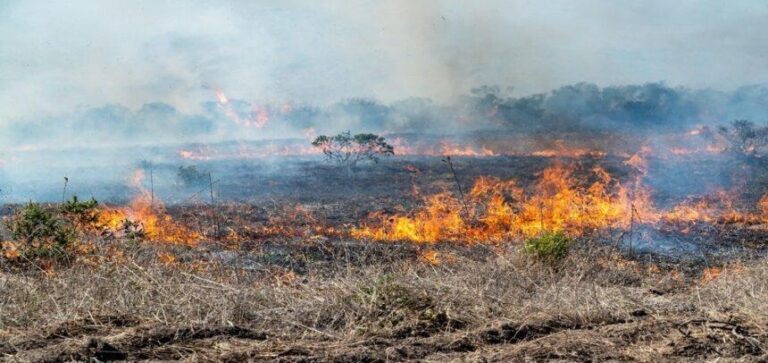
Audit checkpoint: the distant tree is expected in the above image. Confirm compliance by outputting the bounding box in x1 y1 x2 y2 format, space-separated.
718 120 768 159
311 131 394 174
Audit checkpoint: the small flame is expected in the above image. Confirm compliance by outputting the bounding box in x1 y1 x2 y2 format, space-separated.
419 249 440 265
215 89 229 104
2 241 19 260
210 87 270 129
99 170 200 245
157 251 177 265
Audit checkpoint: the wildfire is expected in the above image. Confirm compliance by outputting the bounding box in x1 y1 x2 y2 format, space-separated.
210 87 270 128
530 140 606 158
438 141 497 157
174 137 623 161
662 190 742 224
652 126 729 157
353 163 645 243
352 155 768 244
99 170 200 245
700 263 744 284
177 142 319 160
179 149 212 161
215 89 229 104
419 249 440 265
387 138 499 157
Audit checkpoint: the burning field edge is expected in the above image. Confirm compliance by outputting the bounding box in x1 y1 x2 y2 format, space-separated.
3 150 768 361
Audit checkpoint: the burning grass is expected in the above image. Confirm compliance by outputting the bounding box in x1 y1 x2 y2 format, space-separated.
3 152 768 360
352 160 768 244
98 170 200 246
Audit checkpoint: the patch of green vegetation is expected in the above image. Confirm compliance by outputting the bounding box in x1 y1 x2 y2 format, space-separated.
8 202 75 259
524 231 570 263
60 195 100 228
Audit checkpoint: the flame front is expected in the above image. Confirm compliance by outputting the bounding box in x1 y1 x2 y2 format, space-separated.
353 163 642 243
98 170 200 245
353 158 768 244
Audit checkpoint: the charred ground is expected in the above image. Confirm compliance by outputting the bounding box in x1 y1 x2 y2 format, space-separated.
3 149 768 362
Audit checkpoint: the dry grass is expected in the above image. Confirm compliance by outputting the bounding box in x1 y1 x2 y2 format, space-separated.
1 239 767 361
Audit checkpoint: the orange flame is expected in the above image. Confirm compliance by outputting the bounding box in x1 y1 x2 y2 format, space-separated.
352 154 768 244
419 249 440 265
215 89 229 104
211 88 270 129
353 163 647 243
99 170 200 245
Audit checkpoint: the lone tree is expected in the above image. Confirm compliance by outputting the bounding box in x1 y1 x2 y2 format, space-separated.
312 131 394 174
718 120 768 159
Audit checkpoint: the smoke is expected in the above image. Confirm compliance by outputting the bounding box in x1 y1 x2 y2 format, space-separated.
3 82 768 151
2 1 768 203
2 1 768 124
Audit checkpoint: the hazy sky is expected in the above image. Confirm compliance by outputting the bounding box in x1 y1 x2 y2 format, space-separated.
1 0 766 122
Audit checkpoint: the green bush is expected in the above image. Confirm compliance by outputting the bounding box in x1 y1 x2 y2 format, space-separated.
60 195 100 229
524 231 570 263
8 202 75 259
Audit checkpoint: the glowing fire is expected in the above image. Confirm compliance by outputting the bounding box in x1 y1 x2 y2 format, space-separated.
179 149 211 160
174 137 621 161
419 249 440 265
215 89 229 104
99 170 200 245
387 137 498 157
352 156 768 244
530 140 606 158
352 163 644 243
210 88 270 128
178 142 319 160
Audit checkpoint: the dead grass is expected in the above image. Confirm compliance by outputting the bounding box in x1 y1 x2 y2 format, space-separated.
1 238 767 361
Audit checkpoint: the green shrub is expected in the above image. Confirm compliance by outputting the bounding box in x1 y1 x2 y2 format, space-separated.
524 231 570 263
60 195 100 228
8 202 74 259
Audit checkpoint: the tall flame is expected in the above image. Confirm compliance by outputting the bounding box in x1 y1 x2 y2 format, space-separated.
352 156 768 245
352 163 642 243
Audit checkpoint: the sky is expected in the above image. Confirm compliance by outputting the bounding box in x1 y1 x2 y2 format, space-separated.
1 0 767 124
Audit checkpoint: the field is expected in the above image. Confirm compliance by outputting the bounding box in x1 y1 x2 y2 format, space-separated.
3 153 768 362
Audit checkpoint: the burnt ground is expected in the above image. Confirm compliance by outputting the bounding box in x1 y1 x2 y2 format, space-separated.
3 154 768 362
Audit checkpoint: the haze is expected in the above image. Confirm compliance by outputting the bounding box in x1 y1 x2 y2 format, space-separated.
1 0 766 123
